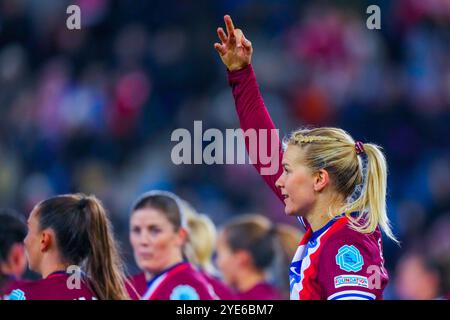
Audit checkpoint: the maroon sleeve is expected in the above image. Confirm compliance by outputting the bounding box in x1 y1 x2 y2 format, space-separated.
227 64 284 202
317 231 388 300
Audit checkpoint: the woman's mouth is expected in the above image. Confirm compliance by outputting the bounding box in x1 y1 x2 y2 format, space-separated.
138 252 153 260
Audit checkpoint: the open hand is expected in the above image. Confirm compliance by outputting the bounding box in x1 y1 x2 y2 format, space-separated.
214 15 253 71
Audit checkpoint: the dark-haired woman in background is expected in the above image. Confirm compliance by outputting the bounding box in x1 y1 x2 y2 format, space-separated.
6 194 130 300
0 209 28 299
128 191 216 300
216 214 300 299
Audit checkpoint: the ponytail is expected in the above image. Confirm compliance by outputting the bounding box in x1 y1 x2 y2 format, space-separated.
186 211 217 274
343 143 399 244
83 197 130 300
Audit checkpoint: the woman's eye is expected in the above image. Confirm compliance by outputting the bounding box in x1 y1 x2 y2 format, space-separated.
131 227 141 234
149 227 161 235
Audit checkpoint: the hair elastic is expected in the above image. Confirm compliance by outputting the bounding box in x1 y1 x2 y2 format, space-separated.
355 141 365 155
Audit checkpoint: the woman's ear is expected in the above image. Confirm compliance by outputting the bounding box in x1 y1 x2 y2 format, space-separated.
313 169 330 192
40 230 53 253
235 250 252 268
176 227 188 247
8 243 27 276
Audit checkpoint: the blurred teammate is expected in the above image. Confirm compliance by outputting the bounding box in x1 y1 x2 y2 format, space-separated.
184 205 236 299
128 191 216 300
214 15 396 300
0 209 28 299
216 214 293 300
269 223 304 299
6 194 130 300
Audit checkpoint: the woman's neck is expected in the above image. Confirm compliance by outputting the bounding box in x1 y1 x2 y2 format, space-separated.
235 268 266 292
305 195 345 232
40 260 70 279
145 256 185 281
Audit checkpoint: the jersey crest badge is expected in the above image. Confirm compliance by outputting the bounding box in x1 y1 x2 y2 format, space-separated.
8 289 26 300
336 245 364 272
170 285 200 300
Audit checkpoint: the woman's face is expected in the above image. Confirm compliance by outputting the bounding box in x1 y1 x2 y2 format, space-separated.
276 146 316 216
215 232 239 287
130 207 185 275
23 208 43 274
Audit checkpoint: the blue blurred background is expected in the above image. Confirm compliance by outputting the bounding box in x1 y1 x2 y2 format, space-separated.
0 0 448 299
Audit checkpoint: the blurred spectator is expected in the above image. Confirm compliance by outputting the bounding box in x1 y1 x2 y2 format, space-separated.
394 249 448 300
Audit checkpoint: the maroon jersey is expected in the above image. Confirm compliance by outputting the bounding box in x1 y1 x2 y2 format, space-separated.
1 276 29 300
236 282 283 300
141 262 217 300
200 271 236 300
290 215 388 300
126 272 147 300
5 271 96 300
228 64 389 300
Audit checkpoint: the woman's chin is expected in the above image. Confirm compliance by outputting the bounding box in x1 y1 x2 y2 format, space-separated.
137 261 155 273
284 206 297 216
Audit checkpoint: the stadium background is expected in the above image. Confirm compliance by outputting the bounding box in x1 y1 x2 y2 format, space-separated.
0 0 448 299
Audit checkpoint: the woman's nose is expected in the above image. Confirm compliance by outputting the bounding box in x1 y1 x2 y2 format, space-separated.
138 234 151 246
275 175 284 189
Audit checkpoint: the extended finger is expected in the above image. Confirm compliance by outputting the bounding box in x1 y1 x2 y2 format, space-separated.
224 15 235 39
217 27 227 43
214 43 226 55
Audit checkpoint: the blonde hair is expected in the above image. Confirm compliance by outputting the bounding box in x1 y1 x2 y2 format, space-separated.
185 207 217 274
285 127 398 243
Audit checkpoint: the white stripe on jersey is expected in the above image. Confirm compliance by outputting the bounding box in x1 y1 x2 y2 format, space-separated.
334 296 372 300
141 273 168 300
327 290 376 300
297 216 307 229
290 229 330 300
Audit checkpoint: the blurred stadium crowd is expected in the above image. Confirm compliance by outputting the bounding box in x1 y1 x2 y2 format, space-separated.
0 0 448 299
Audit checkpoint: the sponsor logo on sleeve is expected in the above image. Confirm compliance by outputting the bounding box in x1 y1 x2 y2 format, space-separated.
334 275 369 288
170 285 200 300
336 245 364 272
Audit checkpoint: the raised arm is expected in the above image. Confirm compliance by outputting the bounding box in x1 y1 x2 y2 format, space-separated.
214 15 283 201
